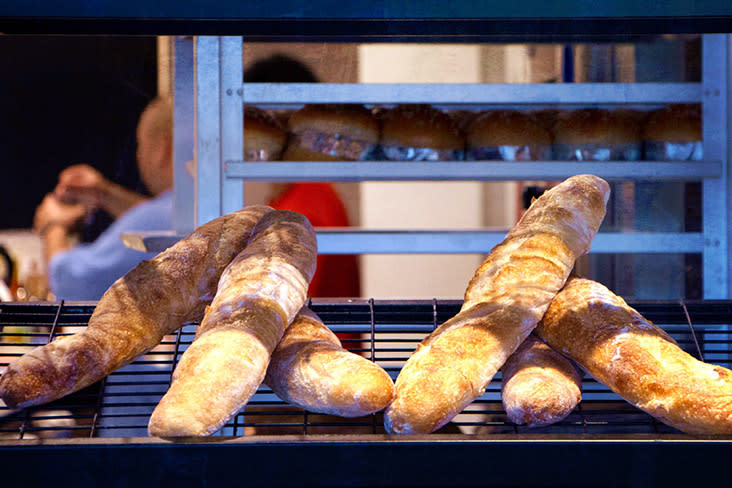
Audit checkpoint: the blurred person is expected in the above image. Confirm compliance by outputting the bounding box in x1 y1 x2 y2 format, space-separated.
33 97 173 301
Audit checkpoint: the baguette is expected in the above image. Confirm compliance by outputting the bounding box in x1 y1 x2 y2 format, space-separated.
148 210 317 437
0 205 273 410
500 334 582 427
384 174 609 434
264 307 394 417
535 276 732 435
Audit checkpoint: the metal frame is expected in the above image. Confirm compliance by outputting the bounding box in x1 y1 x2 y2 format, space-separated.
172 34 732 298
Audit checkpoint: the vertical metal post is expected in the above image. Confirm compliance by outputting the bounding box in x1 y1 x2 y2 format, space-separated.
701 34 729 298
193 36 244 227
194 36 224 227
173 36 195 234
220 37 245 214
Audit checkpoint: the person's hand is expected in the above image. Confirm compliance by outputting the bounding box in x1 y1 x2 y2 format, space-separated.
54 164 110 210
33 193 87 235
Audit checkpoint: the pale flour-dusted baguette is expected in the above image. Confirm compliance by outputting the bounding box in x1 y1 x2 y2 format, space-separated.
384 174 609 434
264 307 394 417
148 210 317 437
500 334 582 427
535 276 732 435
0 205 273 410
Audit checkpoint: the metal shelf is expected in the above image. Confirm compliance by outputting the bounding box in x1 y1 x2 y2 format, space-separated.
241 82 702 106
121 230 705 255
225 161 722 182
168 34 730 299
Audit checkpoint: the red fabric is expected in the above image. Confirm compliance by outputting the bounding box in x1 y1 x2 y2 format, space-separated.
268 183 361 298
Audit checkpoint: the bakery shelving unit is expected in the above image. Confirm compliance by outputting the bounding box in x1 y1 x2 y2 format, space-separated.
146 33 732 299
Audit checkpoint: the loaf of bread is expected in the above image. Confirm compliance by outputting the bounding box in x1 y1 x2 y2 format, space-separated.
380 104 464 152
148 210 317 437
0 205 273 410
283 104 379 161
467 110 552 149
500 334 582 427
243 106 287 161
643 104 701 143
554 108 641 146
384 174 609 434
535 276 732 435
264 307 394 417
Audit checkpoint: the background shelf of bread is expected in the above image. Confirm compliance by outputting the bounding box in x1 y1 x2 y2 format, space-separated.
125 90 712 259
236 96 705 169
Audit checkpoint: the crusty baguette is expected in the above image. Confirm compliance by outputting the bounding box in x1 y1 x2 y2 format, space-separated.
0 205 273 410
384 174 609 434
535 276 732 435
264 307 394 417
500 334 582 427
148 210 317 437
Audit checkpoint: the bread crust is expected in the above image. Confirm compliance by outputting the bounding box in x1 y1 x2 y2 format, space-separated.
243 106 287 160
380 104 464 150
148 210 317 437
384 175 609 434
501 334 582 427
467 110 552 147
264 307 394 417
643 104 701 143
0 206 273 410
554 109 641 145
288 104 379 144
536 276 732 435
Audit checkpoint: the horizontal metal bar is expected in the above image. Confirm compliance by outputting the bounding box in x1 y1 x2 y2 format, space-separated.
121 230 704 254
317 230 705 254
241 83 702 105
226 161 722 182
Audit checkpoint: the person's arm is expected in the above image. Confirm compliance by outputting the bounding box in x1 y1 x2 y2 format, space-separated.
47 192 173 301
55 164 149 219
33 193 87 265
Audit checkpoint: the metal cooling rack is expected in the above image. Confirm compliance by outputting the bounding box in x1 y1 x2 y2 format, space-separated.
1 299 732 487
1 299 730 439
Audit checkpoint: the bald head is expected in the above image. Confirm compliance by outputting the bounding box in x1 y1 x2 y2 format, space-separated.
136 97 173 196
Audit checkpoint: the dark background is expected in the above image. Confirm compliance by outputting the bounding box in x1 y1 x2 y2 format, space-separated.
0 35 157 240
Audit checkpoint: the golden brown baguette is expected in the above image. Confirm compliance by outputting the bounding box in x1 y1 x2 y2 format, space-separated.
264 307 394 417
500 334 582 427
384 174 609 434
535 276 732 435
0 205 273 410
148 210 317 437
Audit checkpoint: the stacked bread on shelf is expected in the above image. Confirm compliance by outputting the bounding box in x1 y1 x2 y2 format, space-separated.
466 110 552 161
243 106 288 161
642 104 702 161
377 104 465 161
283 104 380 161
238 102 701 164
553 108 643 162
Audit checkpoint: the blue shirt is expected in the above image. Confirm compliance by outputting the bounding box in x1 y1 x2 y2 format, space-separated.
49 190 173 301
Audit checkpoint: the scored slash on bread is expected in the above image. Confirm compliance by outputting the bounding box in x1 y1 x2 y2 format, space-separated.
148 210 318 437
384 174 610 434
536 276 732 435
264 307 394 418
0 205 274 411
